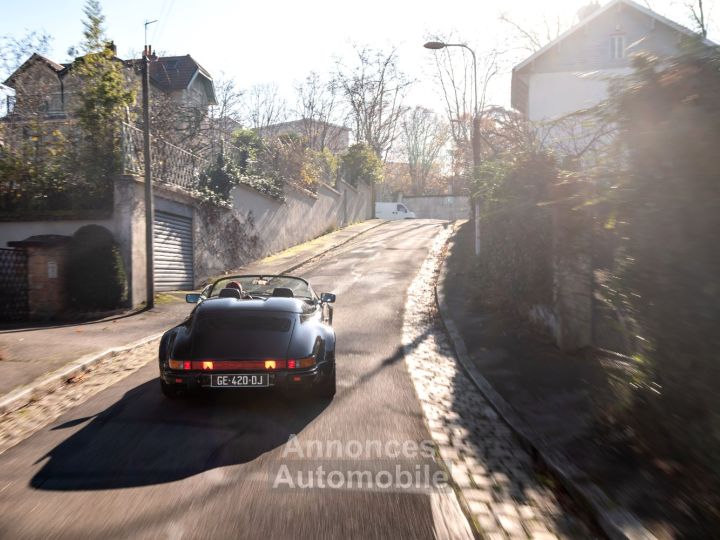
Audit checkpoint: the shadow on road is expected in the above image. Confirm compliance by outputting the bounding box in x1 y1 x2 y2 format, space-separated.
30 380 328 491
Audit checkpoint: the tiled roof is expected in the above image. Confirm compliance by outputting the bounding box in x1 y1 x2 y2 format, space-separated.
147 55 211 92
2 53 65 86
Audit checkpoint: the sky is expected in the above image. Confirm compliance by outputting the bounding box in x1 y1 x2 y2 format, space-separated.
1 0 718 119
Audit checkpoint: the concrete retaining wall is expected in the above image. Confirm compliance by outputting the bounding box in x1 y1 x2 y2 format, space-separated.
231 180 371 259
398 195 470 220
1 176 372 309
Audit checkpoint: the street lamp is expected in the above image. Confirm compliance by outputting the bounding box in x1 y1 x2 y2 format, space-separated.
423 41 481 256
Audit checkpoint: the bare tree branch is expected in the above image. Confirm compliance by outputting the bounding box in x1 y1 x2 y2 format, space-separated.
334 46 412 161
401 106 449 195
240 83 287 131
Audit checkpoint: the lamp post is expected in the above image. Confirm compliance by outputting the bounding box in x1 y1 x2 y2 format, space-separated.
424 41 481 256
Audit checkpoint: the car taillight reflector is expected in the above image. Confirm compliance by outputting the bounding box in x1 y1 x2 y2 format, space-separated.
298 356 316 368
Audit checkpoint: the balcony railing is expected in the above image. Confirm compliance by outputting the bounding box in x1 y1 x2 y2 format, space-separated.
121 122 209 192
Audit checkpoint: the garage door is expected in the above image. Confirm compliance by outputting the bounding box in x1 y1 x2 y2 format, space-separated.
154 211 194 291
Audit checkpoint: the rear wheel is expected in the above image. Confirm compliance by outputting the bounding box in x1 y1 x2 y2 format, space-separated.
160 379 181 399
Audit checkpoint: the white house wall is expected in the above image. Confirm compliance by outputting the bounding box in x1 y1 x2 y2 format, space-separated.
527 68 632 121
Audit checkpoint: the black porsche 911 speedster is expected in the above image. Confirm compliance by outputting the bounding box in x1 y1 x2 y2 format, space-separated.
158 275 337 399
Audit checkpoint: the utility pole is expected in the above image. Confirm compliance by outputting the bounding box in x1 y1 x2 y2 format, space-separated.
142 19 157 308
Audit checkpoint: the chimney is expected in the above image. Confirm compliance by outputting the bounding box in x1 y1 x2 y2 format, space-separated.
142 45 157 61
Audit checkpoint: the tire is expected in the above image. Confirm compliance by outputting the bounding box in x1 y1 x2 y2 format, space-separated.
160 379 181 399
316 365 336 399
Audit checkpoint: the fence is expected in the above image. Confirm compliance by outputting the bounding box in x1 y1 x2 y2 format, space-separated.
0 248 28 321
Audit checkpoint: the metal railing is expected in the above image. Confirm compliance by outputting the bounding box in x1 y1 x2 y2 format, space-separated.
121 123 209 192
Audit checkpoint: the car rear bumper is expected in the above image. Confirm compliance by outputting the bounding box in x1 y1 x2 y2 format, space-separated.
160 364 330 392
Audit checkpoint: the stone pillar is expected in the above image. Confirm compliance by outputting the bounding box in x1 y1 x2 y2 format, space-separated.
552 179 594 351
112 175 148 308
8 236 70 320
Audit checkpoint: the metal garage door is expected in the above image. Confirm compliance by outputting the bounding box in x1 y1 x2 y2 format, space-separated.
154 211 193 291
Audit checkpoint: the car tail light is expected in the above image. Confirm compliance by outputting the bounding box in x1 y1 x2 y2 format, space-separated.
287 356 316 369
168 359 188 370
264 360 276 370
202 361 214 370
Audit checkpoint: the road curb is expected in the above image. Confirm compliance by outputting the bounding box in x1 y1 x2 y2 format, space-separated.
0 220 388 417
433 222 655 540
0 331 164 416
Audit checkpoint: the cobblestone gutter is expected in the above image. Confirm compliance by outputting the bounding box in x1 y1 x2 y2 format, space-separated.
402 224 592 539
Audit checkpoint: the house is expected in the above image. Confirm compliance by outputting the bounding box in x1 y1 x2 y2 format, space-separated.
511 0 715 121
3 44 217 122
145 54 216 108
260 118 350 154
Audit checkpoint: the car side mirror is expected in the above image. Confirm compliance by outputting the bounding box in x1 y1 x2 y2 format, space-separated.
320 292 336 304
186 293 201 303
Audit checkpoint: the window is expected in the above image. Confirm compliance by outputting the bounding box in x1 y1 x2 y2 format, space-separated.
47 92 63 114
6 95 16 114
397 204 407 212
610 35 625 59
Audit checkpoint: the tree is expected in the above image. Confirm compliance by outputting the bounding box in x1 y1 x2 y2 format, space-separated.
294 71 344 151
71 0 134 184
211 75 243 125
427 37 499 183
335 46 412 161
240 83 287 131
687 0 710 38
498 11 569 53
401 107 449 195
339 142 383 186
0 31 53 117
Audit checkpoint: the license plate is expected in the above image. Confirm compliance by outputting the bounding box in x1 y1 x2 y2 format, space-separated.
210 374 269 388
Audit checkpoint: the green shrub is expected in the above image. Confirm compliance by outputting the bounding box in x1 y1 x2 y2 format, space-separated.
67 225 127 309
339 143 383 186
474 152 555 314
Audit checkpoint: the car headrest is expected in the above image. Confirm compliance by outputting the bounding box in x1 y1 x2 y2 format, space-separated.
272 287 294 298
218 288 242 299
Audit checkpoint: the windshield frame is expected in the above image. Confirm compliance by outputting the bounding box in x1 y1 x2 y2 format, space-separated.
206 275 317 301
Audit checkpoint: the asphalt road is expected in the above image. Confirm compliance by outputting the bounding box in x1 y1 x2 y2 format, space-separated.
0 220 464 540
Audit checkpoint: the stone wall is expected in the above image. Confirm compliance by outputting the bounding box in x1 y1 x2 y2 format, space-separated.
25 242 69 319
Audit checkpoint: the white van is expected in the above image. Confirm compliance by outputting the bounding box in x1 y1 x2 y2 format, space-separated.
375 202 417 220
